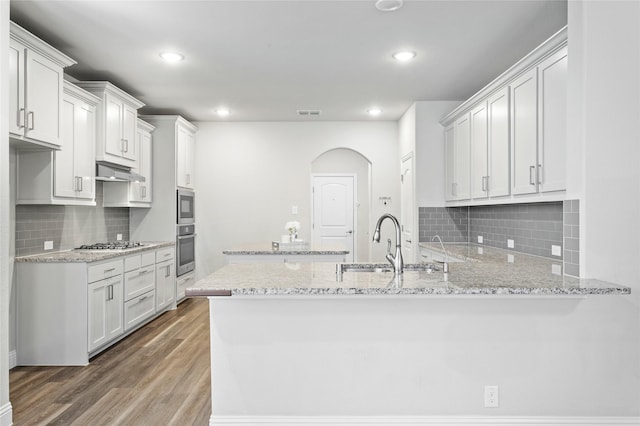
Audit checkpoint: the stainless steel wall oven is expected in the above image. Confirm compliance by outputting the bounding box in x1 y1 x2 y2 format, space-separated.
176 224 195 276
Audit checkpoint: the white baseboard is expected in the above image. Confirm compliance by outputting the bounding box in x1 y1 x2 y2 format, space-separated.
210 416 640 426
0 402 12 426
8 350 16 370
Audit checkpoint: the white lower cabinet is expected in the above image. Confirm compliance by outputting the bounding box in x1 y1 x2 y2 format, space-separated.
88 275 124 353
16 245 176 366
177 271 195 302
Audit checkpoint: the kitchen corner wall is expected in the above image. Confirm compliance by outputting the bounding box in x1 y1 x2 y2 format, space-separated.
14 182 129 257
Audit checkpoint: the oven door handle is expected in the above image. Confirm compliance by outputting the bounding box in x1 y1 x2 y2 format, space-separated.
177 234 196 240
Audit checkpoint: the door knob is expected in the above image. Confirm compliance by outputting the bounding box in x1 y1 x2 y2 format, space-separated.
346 230 353 234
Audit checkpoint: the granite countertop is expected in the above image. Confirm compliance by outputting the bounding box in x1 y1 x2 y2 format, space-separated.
188 244 631 297
15 241 175 263
223 243 349 256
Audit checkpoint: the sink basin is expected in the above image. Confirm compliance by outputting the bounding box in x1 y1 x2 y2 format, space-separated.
337 263 440 274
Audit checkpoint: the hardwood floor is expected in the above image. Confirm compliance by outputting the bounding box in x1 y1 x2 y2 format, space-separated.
10 297 211 425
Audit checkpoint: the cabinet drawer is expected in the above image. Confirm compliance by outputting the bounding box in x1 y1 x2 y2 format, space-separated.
88 259 123 283
124 290 156 331
141 251 155 267
156 247 174 262
177 272 195 301
124 254 141 272
124 265 155 301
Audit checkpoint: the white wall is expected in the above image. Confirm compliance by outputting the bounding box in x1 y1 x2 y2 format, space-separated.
194 121 399 277
1 2 12 424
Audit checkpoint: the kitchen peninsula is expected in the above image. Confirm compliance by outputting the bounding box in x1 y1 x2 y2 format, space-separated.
223 243 349 263
187 246 630 425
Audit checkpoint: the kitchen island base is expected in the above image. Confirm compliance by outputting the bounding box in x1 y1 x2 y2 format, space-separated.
207 296 638 424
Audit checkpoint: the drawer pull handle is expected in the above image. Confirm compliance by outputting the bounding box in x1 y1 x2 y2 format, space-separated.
104 268 116 273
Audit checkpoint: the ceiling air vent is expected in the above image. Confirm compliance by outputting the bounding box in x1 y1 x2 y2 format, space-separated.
297 109 322 117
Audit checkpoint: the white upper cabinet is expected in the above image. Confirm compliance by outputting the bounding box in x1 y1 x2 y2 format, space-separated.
537 46 568 193
16 82 99 206
176 121 196 189
440 26 567 205
9 22 76 149
510 68 539 195
130 120 154 203
76 81 145 169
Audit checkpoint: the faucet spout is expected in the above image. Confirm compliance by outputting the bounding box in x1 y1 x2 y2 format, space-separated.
373 214 404 275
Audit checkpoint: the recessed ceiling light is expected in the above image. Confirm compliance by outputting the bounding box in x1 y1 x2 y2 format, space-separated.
392 51 416 62
375 0 404 12
216 108 230 117
159 52 184 63
368 108 383 116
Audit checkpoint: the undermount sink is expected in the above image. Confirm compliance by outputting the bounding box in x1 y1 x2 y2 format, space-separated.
337 263 441 274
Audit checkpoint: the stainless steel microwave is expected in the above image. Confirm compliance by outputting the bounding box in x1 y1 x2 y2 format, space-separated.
177 189 195 224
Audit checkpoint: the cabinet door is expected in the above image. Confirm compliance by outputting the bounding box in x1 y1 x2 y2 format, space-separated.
88 275 124 352
104 92 124 157
176 125 189 188
54 98 77 198
470 102 488 199
24 48 63 146
122 104 138 162
9 39 25 136
185 130 195 188
156 259 175 311
538 47 568 193
487 87 510 197
444 124 455 201
510 68 538 195
454 114 471 200
74 101 96 200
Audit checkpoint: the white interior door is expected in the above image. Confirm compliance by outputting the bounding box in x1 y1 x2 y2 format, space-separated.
401 154 414 263
312 175 355 262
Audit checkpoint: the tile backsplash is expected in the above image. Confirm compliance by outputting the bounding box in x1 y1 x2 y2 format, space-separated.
419 201 572 262
15 182 129 257
563 200 580 277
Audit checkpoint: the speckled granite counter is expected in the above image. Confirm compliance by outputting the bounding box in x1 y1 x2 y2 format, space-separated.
15 241 174 263
223 243 349 256
188 244 631 296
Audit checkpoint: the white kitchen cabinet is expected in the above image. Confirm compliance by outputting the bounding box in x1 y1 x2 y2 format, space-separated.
130 120 154 203
16 245 176 366
470 102 488 199
445 114 471 201
16 82 99 206
103 119 154 208
177 121 196 189
470 87 511 200
510 67 539 195
76 81 144 168
177 271 195 303
155 247 176 311
440 27 567 205
537 46 568 193
88 275 124 353
9 22 76 149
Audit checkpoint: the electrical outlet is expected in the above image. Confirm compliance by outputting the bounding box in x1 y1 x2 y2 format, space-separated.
484 385 499 408
44 241 53 250
552 245 562 257
507 254 514 263
292 205 298 215
116 234 123 241
478 235 483 244
477 247 484 255
507 239 514 249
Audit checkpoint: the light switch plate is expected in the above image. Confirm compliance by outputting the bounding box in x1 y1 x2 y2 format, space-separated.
116 234 123 241
507 254 515 263
478 235 483 244
291 206 298 215
44 241 53 250
552 245 562 257
507 239 514 248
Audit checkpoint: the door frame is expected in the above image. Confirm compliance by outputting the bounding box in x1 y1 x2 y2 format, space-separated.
310 173 357 262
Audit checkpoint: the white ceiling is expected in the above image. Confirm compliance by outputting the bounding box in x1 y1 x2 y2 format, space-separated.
10 0 567 122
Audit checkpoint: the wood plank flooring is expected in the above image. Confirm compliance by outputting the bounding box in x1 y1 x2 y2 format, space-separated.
10 297 211 425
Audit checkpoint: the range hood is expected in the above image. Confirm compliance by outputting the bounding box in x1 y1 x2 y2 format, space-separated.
96 163 145 183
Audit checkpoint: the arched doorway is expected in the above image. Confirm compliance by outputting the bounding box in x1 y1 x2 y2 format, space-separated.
311 148 371 262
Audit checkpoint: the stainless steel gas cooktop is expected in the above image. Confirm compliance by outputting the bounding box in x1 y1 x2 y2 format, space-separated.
75 241 144 250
